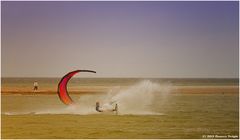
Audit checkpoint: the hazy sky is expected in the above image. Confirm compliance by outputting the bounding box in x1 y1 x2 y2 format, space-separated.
2 1 239 78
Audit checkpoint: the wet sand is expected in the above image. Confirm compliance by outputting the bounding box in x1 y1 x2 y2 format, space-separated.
1 85 238 95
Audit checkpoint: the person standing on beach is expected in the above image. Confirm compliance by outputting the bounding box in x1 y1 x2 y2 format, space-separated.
33 81 38 91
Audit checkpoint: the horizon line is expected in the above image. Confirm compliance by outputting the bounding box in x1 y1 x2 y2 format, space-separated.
1 77 239 79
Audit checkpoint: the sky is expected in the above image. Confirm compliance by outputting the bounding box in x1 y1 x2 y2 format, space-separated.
1 1 239 78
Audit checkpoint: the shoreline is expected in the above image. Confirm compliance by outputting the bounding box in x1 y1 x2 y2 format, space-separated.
1 85 239 95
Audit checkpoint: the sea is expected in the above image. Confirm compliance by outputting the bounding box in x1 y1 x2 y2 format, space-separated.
1 78 239 138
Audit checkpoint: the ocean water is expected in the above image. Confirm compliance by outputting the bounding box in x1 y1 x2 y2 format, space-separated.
1 78 239 138
2 93 239 138
2 80 172 115
2 78 238 114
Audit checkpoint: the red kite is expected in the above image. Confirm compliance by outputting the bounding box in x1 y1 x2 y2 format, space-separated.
58 70 96 105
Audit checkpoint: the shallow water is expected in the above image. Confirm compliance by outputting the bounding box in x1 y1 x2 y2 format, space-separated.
2 93 239 114
1 78 239 138
1 93 239 138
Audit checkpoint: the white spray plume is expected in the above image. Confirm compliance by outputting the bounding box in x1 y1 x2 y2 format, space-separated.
103 80 172 115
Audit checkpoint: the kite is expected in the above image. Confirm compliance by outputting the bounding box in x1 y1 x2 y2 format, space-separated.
57 70 96 105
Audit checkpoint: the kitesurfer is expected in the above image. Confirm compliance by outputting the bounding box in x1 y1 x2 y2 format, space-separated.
96 102 118 113
96 102 103 112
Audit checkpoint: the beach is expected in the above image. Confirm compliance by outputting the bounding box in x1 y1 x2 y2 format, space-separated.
1 78 239 139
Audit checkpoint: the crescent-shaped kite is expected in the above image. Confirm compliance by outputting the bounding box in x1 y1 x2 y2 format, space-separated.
58 70 96 105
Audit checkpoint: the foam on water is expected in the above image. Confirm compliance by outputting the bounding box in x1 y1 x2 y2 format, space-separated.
3 80 172 115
